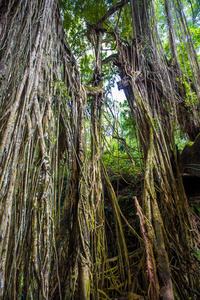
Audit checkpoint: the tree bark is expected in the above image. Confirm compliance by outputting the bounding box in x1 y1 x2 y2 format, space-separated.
0 0 88 298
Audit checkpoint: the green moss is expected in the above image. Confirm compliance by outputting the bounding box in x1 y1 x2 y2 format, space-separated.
86 278 90 298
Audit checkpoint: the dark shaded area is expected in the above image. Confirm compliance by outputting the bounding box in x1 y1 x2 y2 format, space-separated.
104 173 142 256
180 134 200 217
183 174 200 215
183 174 200 197
180 134 200 177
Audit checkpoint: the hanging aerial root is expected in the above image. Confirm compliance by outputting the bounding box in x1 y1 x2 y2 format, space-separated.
134 196 159 300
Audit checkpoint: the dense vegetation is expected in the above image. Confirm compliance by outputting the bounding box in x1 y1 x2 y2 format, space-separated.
0 0 200 299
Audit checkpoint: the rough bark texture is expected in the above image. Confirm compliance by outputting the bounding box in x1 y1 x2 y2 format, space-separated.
0 0 89 298
115 15 199 299
0 0 200 299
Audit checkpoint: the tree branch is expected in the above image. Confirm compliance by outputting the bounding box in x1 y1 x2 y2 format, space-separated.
97 0 129 26
102 53 118 65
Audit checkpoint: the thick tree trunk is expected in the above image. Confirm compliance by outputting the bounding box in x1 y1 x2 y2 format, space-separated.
114 0 200 298
87 24 107 300
165 0 180 65
0 0 88 298
1 0 200 299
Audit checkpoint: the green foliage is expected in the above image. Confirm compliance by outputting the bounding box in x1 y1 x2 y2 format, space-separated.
102 136 141 181
53 79 71 99
154 0 200 63
59 0 134 84
190 203 200 215
184 0 200 25
59 0 114 25
58 0 200 173
194 247 200 259
182 78 198 108
119 99 136 136
79 53 94 83
103 64 118 93
174 125 190 150
190 25 200 52
117 4 134 40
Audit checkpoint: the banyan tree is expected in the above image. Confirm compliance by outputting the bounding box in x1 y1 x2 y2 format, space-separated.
0 0 200 299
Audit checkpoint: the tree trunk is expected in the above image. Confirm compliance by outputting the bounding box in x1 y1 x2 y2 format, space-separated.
114 0 200 298
0 0 88 298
